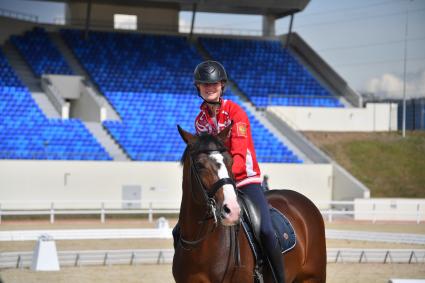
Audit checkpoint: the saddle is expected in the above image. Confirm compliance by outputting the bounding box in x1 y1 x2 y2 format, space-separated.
238 192 296 272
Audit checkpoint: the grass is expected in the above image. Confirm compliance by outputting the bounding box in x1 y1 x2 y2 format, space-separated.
303 131 425 198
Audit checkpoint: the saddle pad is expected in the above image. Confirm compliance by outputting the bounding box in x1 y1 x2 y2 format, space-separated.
270 207 296 254
242 207 296 256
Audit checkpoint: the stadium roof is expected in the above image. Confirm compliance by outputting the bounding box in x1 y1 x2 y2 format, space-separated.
38 0 310 18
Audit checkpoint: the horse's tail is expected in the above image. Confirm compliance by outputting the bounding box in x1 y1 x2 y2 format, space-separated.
266 189 327 282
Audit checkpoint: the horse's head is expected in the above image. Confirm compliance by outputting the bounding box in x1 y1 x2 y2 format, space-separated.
178 124 241 226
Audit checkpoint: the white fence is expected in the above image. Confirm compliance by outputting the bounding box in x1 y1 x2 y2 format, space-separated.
1 199 424 224
2 229 424 245
1 248 424 269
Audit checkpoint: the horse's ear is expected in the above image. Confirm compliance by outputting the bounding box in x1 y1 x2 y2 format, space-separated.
177 125 197 145
217 121 233 143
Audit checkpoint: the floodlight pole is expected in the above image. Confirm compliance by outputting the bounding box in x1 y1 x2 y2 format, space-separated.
402 1 411 138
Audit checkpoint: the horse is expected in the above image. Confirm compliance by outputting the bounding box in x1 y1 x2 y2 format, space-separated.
173 124 327 283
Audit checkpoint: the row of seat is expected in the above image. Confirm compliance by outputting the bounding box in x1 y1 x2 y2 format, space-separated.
10 27 73 77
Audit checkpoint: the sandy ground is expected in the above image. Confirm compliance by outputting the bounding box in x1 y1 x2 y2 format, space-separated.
1 263 425 283
1 218 424 282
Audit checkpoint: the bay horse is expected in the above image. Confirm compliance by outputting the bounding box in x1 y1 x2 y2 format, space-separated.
173 124 326 283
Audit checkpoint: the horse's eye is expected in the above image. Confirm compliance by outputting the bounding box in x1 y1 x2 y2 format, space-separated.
195 162 205 170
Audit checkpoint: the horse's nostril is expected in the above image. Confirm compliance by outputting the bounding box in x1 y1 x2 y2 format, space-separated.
223 204 231 214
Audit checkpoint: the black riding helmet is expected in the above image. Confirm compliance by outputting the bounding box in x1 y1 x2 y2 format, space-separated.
194 60 228 84
194 61 228 104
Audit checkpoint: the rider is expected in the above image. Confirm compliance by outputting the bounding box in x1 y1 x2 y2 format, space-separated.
192 60 285 283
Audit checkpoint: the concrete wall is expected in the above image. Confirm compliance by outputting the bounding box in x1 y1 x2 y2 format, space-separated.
66 3 178 32
261 163 333 208
268 103 398 132
46 75 82 99
333 164 370 201
0 161 333 210
43 75 104 122
354 198 425 222
0 161 183 210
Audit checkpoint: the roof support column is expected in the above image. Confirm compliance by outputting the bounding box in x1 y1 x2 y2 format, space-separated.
189 3 197 40
84 0 92 40
262 14 276 37
285 13 295 49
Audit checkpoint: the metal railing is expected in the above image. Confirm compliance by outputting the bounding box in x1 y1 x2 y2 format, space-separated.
1 248 424 269
0 200 423 224
267 94 342 107
0 200 179 224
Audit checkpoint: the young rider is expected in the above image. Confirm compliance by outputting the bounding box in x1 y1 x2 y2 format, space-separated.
192 60 285 283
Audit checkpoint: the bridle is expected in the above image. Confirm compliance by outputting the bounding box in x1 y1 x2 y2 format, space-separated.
180 146 237 247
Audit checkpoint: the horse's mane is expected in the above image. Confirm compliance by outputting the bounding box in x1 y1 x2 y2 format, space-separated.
180 133 226 165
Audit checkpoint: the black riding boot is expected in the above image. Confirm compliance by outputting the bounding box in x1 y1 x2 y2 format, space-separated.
262 235 285 283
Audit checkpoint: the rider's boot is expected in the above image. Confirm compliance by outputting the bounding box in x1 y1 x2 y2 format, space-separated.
262 234 285 283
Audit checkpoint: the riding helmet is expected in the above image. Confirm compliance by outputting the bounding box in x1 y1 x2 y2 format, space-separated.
194 60 228 84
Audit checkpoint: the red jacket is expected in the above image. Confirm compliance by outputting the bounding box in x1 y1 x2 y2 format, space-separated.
195 98 262 188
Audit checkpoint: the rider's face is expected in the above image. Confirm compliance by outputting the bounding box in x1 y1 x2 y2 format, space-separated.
198 82 223 103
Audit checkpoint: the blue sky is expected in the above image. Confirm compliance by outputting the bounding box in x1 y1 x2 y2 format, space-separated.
1 0 424 98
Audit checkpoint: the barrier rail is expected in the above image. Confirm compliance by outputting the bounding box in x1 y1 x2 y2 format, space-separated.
1 228 424 244
0 200 423 224
1 248 424 269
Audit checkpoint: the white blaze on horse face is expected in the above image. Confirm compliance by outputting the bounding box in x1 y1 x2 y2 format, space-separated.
210 152 241 226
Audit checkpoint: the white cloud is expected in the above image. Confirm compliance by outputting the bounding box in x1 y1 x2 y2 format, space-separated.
365 70 425 99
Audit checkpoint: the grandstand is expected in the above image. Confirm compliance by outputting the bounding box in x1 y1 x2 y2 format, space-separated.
0 0 402 212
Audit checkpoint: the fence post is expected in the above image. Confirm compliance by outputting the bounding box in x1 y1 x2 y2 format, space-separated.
130 252 135 265
335 250 342 263
50 202 55 224
372 202 376 224
149 202 153 223
16 255 22 269
408 251 417 264
383 251 392 264
0 203 2 224
157 251 164 264
103 252 109 266
101 202 105 224
417 203 420 224
359 250 366 263
74 253 80 267
328 210 333 223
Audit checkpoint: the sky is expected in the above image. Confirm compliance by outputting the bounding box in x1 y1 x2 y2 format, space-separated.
1 0 424 99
